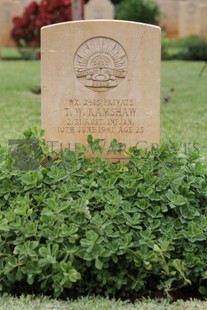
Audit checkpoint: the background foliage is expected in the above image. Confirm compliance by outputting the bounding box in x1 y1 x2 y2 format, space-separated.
11 0 73 48
115 0 160 25
11 0 160 49
162 35 207 61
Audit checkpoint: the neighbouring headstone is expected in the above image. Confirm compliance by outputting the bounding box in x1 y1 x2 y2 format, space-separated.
158 0 179 38
199 5 207 41
84 0 115 20
156 0 207 39
0 1 18 48
178 1 200 37
0 0 37 49
41 20 161 160
72 0 83 20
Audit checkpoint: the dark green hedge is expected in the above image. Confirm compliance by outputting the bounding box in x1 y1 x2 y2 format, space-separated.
115 0 160 25
0 129 207 300
161 35 207 61
178 36 207 61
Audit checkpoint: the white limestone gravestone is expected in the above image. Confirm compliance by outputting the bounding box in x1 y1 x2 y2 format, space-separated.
41 20 161 160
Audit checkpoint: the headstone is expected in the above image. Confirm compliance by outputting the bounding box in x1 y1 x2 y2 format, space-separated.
41 20 161 160
158 0 179 38
178 1 200 37
0 0 39 49
85 0 114 20
72 0 83 20
0 1 19 48
155 0 207 39
199 5 207 41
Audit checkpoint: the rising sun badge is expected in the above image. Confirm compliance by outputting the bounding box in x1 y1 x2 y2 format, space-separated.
74 37 128 92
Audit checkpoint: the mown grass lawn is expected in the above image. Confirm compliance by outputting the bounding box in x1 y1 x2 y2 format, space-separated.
161 61 207 154
0 59 207 309
0 60 40 145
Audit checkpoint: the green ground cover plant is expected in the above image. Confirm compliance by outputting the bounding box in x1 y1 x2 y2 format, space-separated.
1 129 207 300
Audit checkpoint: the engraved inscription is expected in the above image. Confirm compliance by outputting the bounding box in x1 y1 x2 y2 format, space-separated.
59 98 145 135
74 37 128 92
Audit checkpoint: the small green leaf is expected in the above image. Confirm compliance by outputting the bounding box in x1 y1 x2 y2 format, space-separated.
199 286 207 296
95 258 103 270
27 274 34 285
165 189 186 206
69 269 81 282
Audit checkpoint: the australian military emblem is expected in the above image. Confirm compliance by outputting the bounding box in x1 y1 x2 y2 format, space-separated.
74 37 128 92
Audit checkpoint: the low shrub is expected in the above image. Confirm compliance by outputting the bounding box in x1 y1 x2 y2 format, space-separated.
161 33 172 60
0 128 207 300
115 0 160 25
11 0 73 49
161 35 207 61
177 36 207 61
